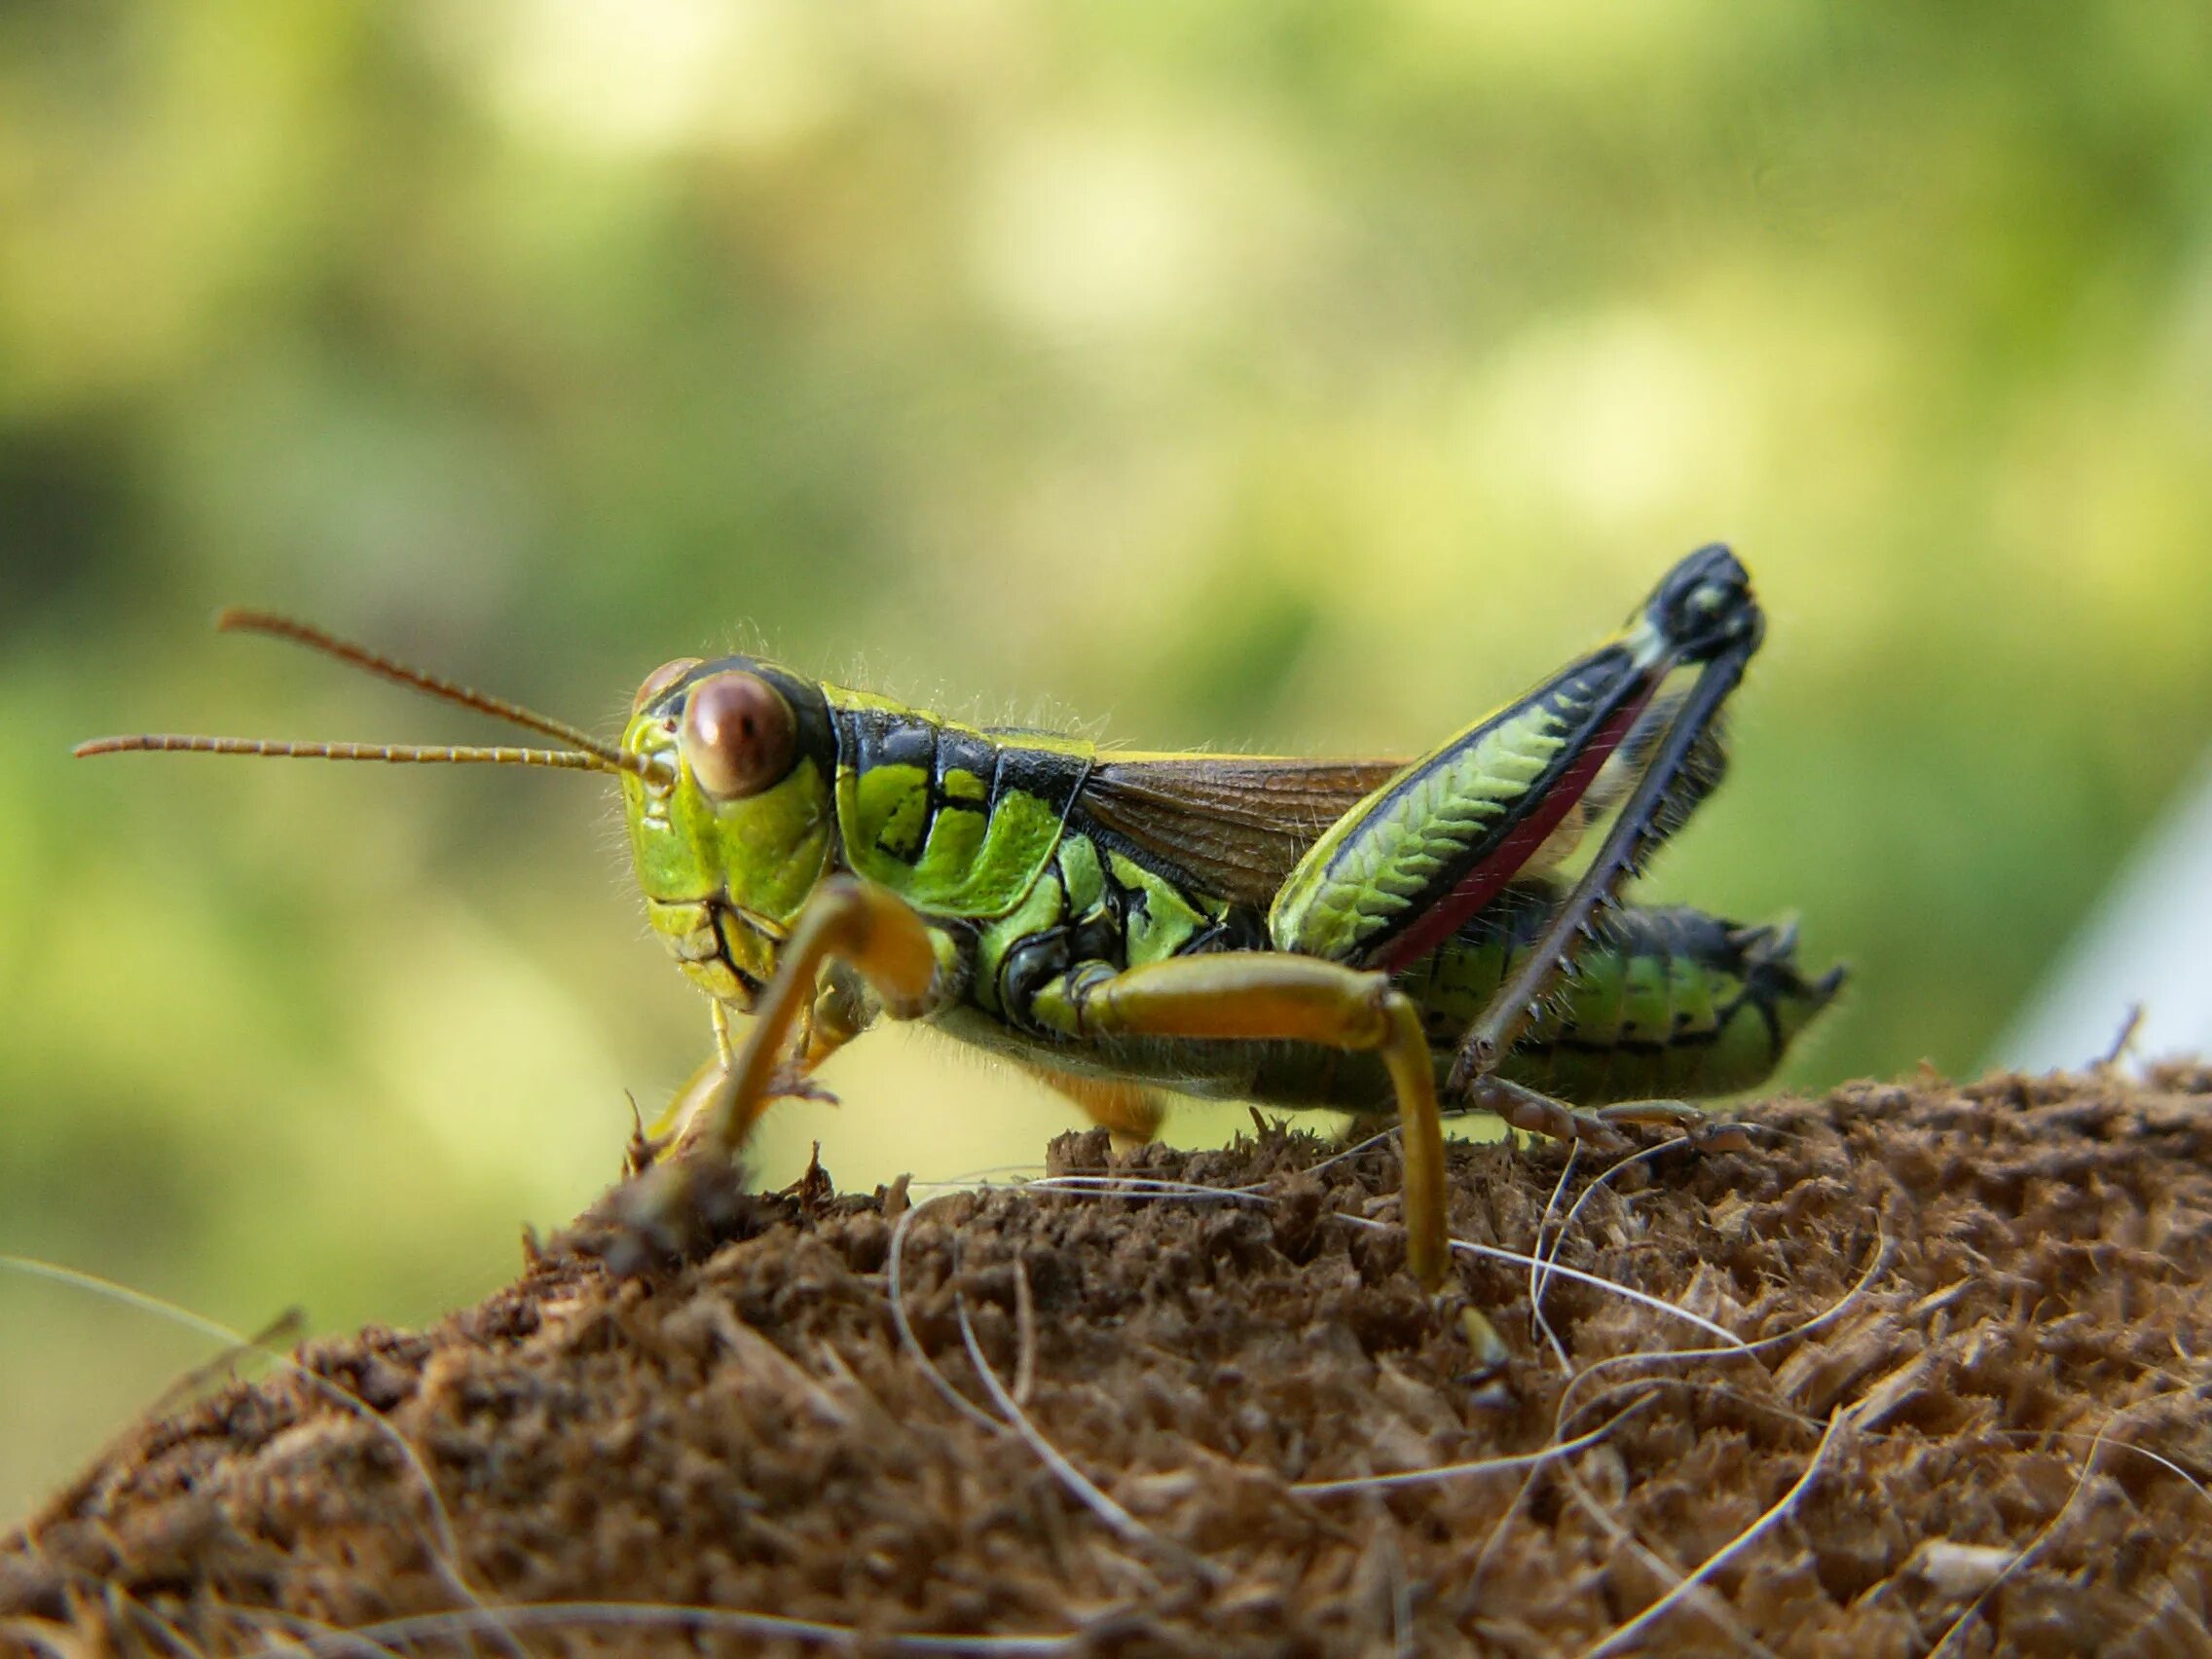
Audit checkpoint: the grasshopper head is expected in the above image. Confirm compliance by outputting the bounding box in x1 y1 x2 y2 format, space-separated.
621 655 839 1002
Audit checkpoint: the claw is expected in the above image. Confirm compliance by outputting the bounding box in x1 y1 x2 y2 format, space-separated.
624 1093 678 1177
1688 1120 1757 1154
764 1060 840 1109
1456 1305 1516 1403
581 1150 766 1272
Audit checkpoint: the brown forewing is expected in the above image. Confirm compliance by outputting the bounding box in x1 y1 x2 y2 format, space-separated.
1077 754 1407 910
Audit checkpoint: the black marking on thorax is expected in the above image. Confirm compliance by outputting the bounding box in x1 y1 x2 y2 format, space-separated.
830 703 1088 867
994 830 1270 1033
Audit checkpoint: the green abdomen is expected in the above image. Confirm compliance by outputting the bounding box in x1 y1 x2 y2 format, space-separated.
1395 884 1843 1104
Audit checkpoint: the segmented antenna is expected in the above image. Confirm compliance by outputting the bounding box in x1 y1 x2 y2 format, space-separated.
74 609 677 787
72 734 614 771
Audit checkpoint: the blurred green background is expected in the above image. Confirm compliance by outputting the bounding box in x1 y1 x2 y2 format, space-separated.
4 2 2210 1516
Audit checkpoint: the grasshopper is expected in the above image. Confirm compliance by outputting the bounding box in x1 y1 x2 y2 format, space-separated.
79 545 1839 1288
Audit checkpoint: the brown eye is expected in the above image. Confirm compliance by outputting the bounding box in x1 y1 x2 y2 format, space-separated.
681 671 795 800
633 657 703 715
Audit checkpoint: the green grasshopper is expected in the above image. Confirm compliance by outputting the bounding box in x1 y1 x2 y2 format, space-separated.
79 545 1839 1288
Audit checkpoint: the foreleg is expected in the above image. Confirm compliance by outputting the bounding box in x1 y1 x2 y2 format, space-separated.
688 877 952 1159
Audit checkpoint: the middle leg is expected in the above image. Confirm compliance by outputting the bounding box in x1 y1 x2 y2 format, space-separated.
1039 951 1452 1288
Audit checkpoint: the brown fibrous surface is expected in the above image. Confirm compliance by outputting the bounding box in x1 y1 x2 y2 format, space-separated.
6 1069 2212 1658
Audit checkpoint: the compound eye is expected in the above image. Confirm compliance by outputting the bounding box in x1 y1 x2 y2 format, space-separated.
680 671 795 800
633 657 703 715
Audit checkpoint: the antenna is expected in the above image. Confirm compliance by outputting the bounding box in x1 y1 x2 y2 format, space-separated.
72 733 618 772
75 610 677 788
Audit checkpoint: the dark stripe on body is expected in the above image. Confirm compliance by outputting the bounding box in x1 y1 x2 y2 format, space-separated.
1371 687 1651 974
830 705 1089 868
994 830 1268 1035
